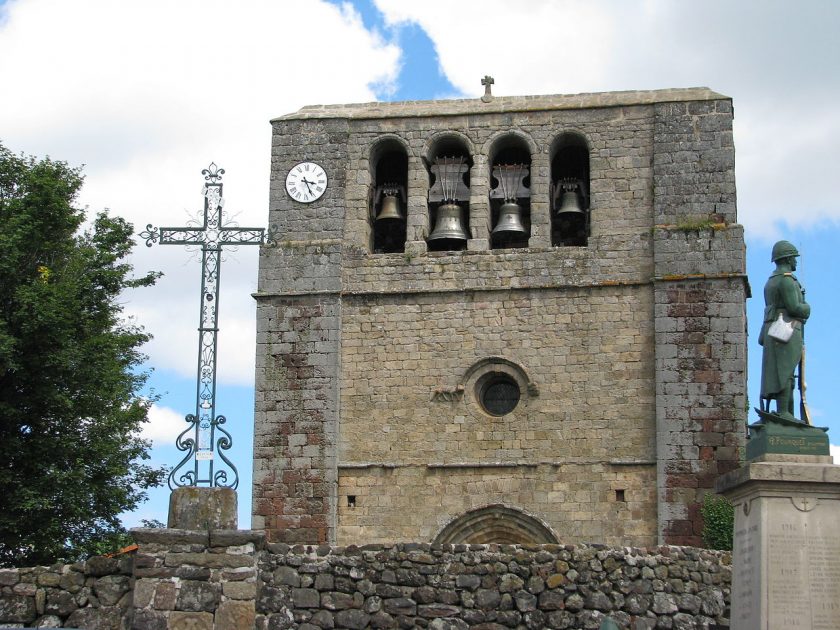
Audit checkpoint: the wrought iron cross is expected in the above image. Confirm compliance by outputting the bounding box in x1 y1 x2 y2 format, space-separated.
140 163 265 490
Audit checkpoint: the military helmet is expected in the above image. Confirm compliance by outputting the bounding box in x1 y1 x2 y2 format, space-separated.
771 240 799 262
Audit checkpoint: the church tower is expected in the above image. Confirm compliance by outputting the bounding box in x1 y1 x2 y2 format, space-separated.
252 87 747 547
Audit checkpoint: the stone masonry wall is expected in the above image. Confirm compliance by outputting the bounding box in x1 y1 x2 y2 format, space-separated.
0 555 132 629
130 529 262 630
253 294 341 544
337 464 658 548
254 88 745 547
0 533 732 629
337 284 658 546
257 542 731 629
653 226 747 545
651 96 744 545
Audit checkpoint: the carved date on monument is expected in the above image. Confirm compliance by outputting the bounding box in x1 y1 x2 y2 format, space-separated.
767 509 840 630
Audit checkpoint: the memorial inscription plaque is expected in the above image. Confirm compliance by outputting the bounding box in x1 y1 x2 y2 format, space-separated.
725 473 840 630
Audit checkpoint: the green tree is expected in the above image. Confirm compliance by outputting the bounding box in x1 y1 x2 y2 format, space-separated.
0 143 166 566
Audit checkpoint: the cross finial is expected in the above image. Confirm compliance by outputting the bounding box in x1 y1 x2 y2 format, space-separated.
481 75 494 102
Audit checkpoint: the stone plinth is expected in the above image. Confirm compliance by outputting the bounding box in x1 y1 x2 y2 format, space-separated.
716 455 840 630
168 487 237 530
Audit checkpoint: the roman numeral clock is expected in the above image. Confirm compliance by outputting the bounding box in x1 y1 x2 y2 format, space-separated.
285 161 327 203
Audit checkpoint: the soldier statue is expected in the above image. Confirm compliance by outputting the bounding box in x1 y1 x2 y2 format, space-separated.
758 240 810 421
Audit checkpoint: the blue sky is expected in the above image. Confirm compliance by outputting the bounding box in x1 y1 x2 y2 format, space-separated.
1 0 838 529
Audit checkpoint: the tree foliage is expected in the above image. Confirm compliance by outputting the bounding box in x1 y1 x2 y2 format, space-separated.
701 493 734 551
0 143 166 566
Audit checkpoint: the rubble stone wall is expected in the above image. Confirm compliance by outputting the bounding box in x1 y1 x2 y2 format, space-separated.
256 541 733 630
0 532 732 629
0 554 132 629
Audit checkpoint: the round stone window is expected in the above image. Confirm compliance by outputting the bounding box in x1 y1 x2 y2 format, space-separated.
478 373 520 416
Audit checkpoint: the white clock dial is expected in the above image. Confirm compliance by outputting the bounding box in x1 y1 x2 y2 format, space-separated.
285 161 327 203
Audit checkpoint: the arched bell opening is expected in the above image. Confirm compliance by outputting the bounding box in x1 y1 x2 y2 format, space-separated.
488 136 531 250
433 504 558 545
550 133 590 247
426 136 471 252
370 138 408 254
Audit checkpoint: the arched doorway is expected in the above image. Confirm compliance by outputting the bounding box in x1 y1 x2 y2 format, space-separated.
433 505 558 545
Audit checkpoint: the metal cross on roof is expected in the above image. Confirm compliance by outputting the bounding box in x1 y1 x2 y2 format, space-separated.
140 163 265 490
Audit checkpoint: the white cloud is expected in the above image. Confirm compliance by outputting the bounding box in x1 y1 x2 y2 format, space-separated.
0 0 400 385
831 444 840 464
140 404 190 446
374 0 616 98
372 0 840 239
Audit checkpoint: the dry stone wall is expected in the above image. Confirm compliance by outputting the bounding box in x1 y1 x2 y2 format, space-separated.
0 555 132 629
257 541 731 629
0 532 732 629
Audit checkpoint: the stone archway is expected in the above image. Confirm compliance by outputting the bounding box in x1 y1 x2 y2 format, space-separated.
433 505 558 545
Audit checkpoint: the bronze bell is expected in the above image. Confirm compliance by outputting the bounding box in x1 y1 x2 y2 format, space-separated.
492 201 528 236
376 193 403 222
557 189 584 217
428 202 468 242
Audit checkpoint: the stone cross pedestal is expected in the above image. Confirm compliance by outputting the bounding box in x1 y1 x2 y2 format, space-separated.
168 487 238 530
717 454 840 630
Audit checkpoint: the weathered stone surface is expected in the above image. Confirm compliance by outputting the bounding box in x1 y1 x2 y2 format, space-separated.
223 580 257 600
320 590 355 610
36 572 60 587
537 589 565 611
44 589 76 616
652 592 679 614
167 486 237 529
0 568 19 586
175 580 220 612
165 552 253 569
291 587 320 608
418 603 461 618
513 590 537 612
65 606 123 630
216 600 256 630
334 609 370 629
382 597 417 616
86 556 121 577
428 618 469 630
273 565 301 587
0 593 37 623
130 608 168 630
455 574 480 590
309 609 335 628
154 581 178 610
369 611 396 629
266 609 295 629
169 611 214 630
33 613 63 627
94 574 131 606
59 570 85 593
474 589 501 610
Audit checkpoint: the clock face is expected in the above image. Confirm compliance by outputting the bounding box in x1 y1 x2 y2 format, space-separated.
285 162 327 203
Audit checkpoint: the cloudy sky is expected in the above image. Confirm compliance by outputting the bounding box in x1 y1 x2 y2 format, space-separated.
1 0 838 527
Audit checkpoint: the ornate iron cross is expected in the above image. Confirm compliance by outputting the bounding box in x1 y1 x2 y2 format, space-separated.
140 163 265 490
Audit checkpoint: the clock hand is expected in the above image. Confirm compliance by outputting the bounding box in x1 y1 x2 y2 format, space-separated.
301 177 315 194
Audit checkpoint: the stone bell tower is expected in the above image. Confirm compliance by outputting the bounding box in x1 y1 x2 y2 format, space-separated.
252 87 747 547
